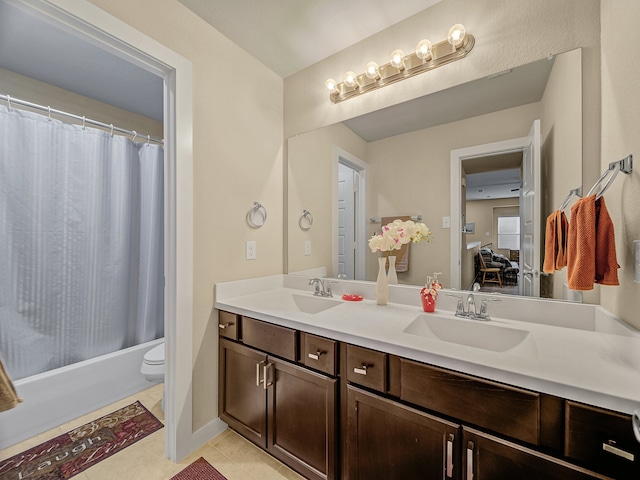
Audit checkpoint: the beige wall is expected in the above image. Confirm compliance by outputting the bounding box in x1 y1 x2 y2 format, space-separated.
0 67 163 138
284 0 600 138
364 102 541 286
86 0 284 430
287 123 367 275
539 49 588 301
600 0 640 330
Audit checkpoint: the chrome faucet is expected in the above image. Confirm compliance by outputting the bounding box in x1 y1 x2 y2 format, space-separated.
309 278 325 296
308 278 338 297
447 293 500 320
466 294 477 318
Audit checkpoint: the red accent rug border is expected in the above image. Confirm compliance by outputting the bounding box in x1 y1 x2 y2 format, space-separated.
0 400 163 480
171 457 227 480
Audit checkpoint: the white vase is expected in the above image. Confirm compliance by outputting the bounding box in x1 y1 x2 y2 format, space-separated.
376 257 389 306
387 255 398 285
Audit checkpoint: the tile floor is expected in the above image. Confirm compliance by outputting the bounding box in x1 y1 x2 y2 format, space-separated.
0 384 306 480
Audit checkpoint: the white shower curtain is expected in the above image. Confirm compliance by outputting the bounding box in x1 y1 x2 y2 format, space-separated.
0 105 164 380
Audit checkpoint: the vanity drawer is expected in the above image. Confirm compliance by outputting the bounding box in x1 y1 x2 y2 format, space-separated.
218 311 240 340
300 333 337 376
346 344 387 393
400 359 541 445
565 401 640 478
241 316 298 361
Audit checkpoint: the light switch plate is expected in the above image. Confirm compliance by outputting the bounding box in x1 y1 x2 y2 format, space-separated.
246 240 256 260
442 216 451 229
304 240 311 256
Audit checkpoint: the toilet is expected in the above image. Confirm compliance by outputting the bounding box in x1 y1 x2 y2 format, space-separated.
141 342 165 383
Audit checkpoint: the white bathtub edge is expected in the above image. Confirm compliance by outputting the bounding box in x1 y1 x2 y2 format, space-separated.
0 338 164 451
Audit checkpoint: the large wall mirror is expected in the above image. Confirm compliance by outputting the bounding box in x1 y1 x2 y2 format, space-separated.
287 47 587 302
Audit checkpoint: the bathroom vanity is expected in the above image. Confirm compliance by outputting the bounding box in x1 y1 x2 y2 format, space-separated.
215 276 640 480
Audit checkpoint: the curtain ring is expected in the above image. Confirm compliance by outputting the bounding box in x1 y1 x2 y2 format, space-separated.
299 210 313 231
6 95 12 111
47 106 52 120
247 202 267 228
82 116 86 130
109 124 114 136
147 135 151 145
132 130 137 142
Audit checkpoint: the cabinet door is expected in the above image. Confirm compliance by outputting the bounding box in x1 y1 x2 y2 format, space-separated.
463 427 612 480
347 385 460 480
267 357 337 480
219 338 268 448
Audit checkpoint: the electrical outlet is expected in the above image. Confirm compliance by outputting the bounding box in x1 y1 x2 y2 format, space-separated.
246 240 256 260
304 240 311 256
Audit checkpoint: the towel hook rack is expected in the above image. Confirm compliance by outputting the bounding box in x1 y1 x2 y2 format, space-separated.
247 202 267 228
587 154 633 199
559 186 582 211
299 210 313 230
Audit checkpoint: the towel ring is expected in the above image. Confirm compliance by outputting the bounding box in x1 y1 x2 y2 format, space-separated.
299 210 313 231
247 202 267 228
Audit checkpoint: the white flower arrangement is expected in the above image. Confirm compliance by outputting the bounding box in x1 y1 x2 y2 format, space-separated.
368 219 432 253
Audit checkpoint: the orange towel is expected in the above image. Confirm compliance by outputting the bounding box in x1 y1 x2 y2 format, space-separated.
567 195 619 290
594 196 620 286
543 210 568 273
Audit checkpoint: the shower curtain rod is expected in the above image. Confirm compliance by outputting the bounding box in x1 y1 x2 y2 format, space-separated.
1 94 164 145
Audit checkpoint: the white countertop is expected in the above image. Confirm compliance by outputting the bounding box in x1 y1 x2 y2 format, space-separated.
214 275 640 415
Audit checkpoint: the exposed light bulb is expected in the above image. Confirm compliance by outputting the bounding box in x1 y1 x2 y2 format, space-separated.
343 71 359 88
390 49 405 70
416 39 433 60
448 24 466 47
365 62 380 80
325 78 338 92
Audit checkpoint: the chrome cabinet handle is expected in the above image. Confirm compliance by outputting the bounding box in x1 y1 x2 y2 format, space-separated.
603 441 635 461
466 441 474 480
263 363 273 390
256 360 266 386
446 434 454 478
218 322 233 329
353 365 368 375
308 351 323 360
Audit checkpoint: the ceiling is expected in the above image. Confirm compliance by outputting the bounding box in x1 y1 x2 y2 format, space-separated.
0 0 551 199
177 0 443 78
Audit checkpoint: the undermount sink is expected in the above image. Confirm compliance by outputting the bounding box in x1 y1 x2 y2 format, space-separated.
292 294 342 314
404 314 537 355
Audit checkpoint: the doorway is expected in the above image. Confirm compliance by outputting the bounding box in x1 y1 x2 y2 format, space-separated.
450 120 541 297
1 0 194 462
334 147 366 280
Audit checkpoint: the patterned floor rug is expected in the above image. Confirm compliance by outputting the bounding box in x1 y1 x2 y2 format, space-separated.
0 400 163 480
171 457 227 480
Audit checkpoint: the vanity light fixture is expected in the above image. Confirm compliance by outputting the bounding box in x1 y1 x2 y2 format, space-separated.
325 24 474 103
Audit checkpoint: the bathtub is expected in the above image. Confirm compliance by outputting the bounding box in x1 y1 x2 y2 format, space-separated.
0 338 164 450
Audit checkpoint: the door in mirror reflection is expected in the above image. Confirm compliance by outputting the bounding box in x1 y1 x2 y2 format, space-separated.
334 148 367 280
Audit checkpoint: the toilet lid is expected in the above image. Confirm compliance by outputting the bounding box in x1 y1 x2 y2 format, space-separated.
144 343 165 365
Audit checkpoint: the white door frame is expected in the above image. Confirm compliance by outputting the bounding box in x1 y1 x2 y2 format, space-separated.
450 137 528 290
333 147 366 280
26 0 194 462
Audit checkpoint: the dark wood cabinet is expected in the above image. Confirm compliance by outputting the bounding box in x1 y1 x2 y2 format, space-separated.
400 359 542 446
219 335 337 480
218 337 267 446
268 357 337 480
217 311 638 480
463 427 611 480
565 401 640 479
347 385 460 480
